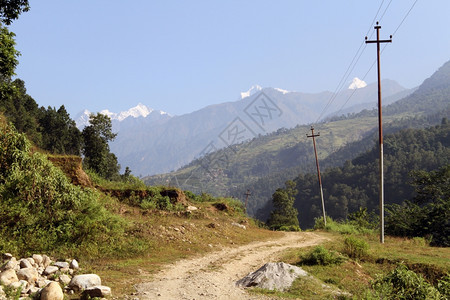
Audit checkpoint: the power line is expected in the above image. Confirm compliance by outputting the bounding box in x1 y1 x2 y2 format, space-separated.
314 0 388 124
322 0 419 121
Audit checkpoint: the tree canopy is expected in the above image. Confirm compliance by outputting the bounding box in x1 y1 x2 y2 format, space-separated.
0 0 29 25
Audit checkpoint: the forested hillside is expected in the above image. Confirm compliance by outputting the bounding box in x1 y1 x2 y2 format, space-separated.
272 120 449 229
145 59 450 218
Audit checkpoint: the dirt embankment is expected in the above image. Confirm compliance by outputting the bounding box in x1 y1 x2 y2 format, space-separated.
135 232 327 300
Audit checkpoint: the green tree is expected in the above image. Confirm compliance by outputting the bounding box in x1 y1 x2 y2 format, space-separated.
0 25 20 79
39 105 81 155
267 180 300 230
82 113 120 179
0 0 29 25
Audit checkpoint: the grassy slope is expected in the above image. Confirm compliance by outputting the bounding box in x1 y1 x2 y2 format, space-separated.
255 231 450 299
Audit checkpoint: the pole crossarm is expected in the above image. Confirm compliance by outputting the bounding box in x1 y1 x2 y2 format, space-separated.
365 21 392 244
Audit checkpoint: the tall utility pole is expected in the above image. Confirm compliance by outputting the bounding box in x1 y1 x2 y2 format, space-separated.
307 126 326 226
365 22 392 244
244 189 251 212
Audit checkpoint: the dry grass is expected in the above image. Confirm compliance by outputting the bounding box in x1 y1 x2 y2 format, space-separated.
81 199 278 296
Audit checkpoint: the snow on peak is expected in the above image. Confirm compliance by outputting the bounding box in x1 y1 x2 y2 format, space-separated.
116 103 153 121
274 87 290 94
240 85 263 99
348 77 367 89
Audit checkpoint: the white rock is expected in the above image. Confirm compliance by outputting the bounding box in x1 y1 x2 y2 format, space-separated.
40 281 64 300
231 222 246 230
27 286 40 295
19 259 33 269
82 285 112 298
44 266 59 276
236 262 309 291
53 262 69 269
68 274 101 292
16 267 39 285
32 254 43 266
26 257 35 267
1 257 17 271
2 253 13 260
9 280 27 289
42 255 51 268
0 269 19 285
69 259 79 270
59 274 71 286
187 206 198 211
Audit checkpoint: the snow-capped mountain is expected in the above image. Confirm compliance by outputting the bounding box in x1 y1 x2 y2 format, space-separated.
240 85 263 99
75 103 170 129
348 77 367 89
274 87 291 94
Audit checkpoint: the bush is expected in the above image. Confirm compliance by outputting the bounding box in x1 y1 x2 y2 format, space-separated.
279 225 301 232
301 246 345 266
0 123 126 256
343 236 369 260
367 264 445 299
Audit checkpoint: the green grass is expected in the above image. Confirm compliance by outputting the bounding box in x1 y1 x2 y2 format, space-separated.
276 231 450 299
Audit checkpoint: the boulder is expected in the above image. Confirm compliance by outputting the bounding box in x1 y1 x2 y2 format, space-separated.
53 262 69 269
32 254 44 266
81 285 111 299
1 257 17 271
40 282 64 300
236 262 309 291
0 269 19 285
69 259 79 270
42 255 51 268
16 267 39 285
68 274 101 292
59 274 71 286
19 259 33 269
43 266 59 276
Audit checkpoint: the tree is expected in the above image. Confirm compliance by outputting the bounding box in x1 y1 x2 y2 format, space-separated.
39 105 81 155
0 25 20 80
82 113 120 179
0 0 29 25
267 180 300 230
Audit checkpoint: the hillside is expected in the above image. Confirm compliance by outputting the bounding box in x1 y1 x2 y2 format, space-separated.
108 80 407 176
144 60 450 217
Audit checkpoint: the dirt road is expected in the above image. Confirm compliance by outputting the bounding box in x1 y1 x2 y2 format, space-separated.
135 232 327 300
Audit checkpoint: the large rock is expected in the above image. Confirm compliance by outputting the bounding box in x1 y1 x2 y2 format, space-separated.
1 257 17 271
43 266 59 276
81 285 111 299
53 262 69 269
16 267 39 285
236 262 309 291
40 282 64 300
68 274 101 292
19 258 33 269
32 254 44 266
0 269 19 285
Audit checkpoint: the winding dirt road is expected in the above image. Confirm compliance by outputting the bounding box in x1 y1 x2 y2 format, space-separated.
135 232 327 300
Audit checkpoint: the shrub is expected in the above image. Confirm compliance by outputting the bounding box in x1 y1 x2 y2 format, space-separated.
0 123 126 256
301 246 345 266
367 264 444 299
343 236 369 260
279 225 301 232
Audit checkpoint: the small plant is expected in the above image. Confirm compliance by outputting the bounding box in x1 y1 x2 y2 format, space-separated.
301 245 345 266
367 264 444 299
343 236 369 260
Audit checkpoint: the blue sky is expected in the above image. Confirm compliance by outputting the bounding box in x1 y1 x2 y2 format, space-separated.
9 0 450 118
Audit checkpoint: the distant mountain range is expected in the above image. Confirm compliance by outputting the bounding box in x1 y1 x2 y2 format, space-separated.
143 59 450 218
75 78 410 176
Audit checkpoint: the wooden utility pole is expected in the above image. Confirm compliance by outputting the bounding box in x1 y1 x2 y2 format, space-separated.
244 189 251 212
307 126 326 226
365 22 392 244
